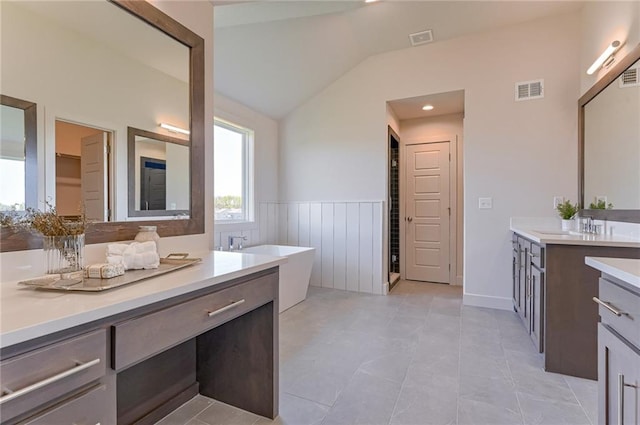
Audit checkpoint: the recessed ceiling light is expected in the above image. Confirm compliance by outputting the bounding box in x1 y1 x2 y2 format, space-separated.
364 0 379 3
422 105 434 111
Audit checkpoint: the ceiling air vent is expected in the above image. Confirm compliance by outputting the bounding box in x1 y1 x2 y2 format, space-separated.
515 79 544 101
619 66 639 88
409 30 433 47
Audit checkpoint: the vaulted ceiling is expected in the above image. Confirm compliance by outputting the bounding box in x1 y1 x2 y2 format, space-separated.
213 1 584 120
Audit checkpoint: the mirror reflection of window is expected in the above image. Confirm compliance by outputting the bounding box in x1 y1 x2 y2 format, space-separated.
55 120 112 221
214 119 254 222
0 104 26 211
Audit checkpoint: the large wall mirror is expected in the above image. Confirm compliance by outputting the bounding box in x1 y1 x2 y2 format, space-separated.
579 43 640 223
0 0 204 252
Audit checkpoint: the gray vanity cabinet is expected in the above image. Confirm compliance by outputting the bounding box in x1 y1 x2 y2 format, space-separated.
596 274 640 425
511 234 544 352
0 267 280 425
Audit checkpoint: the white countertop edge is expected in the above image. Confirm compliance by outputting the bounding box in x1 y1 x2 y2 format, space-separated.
510 226 640 248
0 253 286 349
585 257 640 289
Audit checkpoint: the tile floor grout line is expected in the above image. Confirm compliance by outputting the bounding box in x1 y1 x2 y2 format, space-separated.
563 376 596 425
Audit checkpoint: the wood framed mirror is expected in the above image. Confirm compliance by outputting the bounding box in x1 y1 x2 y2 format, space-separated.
0 0 204 252
579 43 640 223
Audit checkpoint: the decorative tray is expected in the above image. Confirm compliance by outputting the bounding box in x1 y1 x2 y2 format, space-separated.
18 254 201 292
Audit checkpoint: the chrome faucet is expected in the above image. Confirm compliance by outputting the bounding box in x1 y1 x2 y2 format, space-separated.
228 235 247 251
581 215 602 234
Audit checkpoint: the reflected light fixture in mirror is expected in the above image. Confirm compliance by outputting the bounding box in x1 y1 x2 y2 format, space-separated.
160 123 190 135
587 40 621 75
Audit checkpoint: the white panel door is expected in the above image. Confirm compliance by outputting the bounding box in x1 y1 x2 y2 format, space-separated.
405 142 450 283
80 133 108 221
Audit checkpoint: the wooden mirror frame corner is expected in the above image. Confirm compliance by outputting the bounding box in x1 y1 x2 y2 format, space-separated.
578 43 640 223
0 0 205 252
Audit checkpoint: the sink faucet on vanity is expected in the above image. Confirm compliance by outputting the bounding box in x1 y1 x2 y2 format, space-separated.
228 236 247 251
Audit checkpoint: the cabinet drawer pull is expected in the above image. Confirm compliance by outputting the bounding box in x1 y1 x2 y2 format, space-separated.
207 299 245 317
592 297 626 317
618 373 639 425
0 358 100 405
528 252 539 258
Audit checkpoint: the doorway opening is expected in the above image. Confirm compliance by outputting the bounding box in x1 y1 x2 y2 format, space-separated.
386 89 464 287
55 119 113 222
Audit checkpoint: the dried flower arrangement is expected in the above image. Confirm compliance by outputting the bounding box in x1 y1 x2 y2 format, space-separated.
0 202 88 236
1 203 89 273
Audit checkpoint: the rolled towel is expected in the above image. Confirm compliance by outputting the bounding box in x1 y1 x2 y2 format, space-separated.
106 243 129 256
132 241 157 254
126 251 160 270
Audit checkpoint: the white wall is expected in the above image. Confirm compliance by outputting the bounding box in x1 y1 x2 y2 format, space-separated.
0 0 214 283
400 113 464 285
580 1 640 94
280 12 581 309
212 92 279 247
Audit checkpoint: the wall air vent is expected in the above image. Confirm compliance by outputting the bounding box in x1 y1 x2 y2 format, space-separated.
515 79 544 101
409 30 433 47
619 66 639 88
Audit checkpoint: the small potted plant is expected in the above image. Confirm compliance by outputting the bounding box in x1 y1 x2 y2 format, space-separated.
589 199 613 210
556 200 578 231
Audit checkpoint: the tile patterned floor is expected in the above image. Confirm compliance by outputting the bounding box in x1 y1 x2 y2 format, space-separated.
157 281 597 425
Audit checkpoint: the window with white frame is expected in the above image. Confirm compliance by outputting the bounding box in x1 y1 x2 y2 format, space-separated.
214 118 254 222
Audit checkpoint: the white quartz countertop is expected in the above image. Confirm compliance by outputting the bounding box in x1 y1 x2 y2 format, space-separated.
0 251 286 349
510 225 640 248
585 257 640 291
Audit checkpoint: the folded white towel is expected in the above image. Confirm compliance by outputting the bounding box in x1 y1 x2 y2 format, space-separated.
106 242 159 270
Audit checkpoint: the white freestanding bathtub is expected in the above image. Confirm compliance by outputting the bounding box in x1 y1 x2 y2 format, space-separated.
241 245 315 313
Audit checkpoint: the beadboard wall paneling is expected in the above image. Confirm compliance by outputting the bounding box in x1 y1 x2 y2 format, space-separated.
213 201 385 294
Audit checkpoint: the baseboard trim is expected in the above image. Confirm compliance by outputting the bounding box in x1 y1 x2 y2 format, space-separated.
463 292 513 311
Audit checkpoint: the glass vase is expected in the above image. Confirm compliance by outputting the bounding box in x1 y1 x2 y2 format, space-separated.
44 234 85 274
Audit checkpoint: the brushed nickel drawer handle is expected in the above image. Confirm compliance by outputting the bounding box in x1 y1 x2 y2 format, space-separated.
618 373 639 425
593 297 626 317
207 299 245 317
0 358 101 405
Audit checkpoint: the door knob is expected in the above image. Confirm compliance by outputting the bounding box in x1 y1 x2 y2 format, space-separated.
407 216 413 222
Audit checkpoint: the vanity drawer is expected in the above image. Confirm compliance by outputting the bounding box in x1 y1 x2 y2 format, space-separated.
0 329 107 422
597 278 640 348
528 242 544 269
21 384 112 425
112 273 276 371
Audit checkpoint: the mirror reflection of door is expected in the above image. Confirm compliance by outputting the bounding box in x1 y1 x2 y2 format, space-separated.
55 120 112 221
140 157 166 210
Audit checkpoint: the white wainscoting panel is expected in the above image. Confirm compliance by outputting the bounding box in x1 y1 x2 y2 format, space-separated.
226 201 385 294
214 201 385 294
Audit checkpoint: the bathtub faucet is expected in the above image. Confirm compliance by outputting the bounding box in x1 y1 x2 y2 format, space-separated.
228 235 247 251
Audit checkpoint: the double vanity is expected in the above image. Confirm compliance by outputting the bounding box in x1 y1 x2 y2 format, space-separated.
511 220 640 380
0 252 284 424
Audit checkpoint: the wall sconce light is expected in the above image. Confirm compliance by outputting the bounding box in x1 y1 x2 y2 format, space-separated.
587 40 621 75
159 122 190 135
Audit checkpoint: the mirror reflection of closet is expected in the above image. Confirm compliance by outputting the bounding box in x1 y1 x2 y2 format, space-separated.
55 120 113 222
